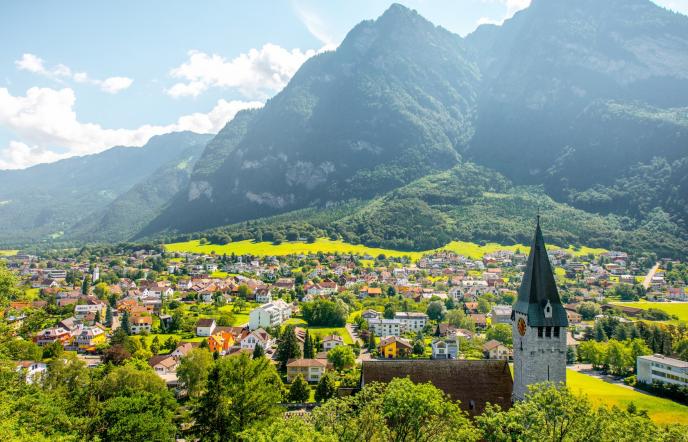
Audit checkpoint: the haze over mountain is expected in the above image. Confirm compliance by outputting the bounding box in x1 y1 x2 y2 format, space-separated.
0 132 212 245
1 0 687 256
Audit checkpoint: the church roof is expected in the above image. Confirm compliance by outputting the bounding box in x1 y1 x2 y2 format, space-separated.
513 218 569 327
361 359 512 416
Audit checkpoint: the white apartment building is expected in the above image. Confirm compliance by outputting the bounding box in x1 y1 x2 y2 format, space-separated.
394 312 428 333
368 318 402 337
637 354 688 388
248 300 292 330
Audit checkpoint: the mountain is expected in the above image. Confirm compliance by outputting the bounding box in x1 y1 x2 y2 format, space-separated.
0 131 212 246
142 4 481 234
2 1 687 257
464 0 688 229
67 139 210 243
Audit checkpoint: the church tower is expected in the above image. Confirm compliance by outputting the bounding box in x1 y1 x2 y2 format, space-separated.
512 217 568 401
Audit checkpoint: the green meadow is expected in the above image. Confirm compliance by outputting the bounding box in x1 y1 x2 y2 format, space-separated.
611 301 688 322
567 370 688 425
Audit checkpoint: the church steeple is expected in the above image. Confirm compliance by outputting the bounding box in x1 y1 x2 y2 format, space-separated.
511 217 569 401
513 217 568 327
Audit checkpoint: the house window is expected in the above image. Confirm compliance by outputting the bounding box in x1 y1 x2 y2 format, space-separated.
469 400 476 411
553 327 560 338
538 327 543 338
545 327 551 338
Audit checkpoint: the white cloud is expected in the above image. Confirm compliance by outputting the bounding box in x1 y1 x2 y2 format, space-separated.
294 6 337 47
15 53 46 74
15 53 133 94
167 43 330 99
0 86 262 169
477 0 531 27
100 76 134 94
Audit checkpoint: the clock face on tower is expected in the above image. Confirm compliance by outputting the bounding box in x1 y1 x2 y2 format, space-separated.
517 318 527 336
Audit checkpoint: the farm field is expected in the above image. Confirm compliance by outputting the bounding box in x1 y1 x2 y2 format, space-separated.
567 370 688 425
165 238 606 261
0 250 18 256
611 301 688 322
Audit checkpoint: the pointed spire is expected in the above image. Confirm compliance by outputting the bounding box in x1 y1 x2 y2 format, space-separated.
514 217 568 327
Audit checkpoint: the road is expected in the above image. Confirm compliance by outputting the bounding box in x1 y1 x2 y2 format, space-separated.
642 262 660 290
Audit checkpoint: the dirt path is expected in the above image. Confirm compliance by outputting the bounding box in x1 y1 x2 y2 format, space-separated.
643 262 660 290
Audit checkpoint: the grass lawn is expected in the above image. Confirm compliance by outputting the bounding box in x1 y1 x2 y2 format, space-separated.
611 301 688 322
282 318 354 344
0 249 18 256
567 370 688 425
165 238 607 262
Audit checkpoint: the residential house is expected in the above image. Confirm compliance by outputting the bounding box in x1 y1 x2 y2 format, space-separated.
255 288 272 303
490 305 512 324
208 330 236 355
240 328 274 351
361 309 381 320
286 358 329 383
130 315 153 334
16 360 47 384
34 327 72 346
431 338 459 359
322 334 344 351
196 318 217 337
75 327 106 351
483 340 512 360
149 355 179 376
378 336 413 359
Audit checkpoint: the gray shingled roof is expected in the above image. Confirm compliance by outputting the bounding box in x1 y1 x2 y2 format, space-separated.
513 219 569 327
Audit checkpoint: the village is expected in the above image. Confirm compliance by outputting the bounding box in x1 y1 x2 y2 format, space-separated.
3 237 688 411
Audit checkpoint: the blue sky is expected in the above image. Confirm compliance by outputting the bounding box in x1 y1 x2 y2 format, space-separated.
1 0 686 169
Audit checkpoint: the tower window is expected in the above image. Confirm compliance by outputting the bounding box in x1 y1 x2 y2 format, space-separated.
553 327 560 338
469 400 476 411
545 327 551 338
537 327 543 338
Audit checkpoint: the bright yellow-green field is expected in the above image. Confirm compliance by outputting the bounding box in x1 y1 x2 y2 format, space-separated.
0 250 18 256
567 370 688 425
611 301 688 322
165 238 607 261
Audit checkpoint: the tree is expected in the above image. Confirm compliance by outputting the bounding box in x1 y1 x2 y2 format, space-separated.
303 331 315 359
367 330 376 352
445 309 473 330
383 303 396 319
150 336 160 355
577 302 601 320
178 348 214 398
237 284 251 299
594 320 607 342
327 345 355 371
486 324 513 346
105 305 113 327
301 299 349 326
191 353 283 440
240 417 336 442
252 342 265 359
81 275 91 295
427 301 447 321
288 374 310 403
94 309 102 324
94 393 176 442
311 377 480 442
102 344 131 365
606 340 632 375
0 261 20 306
276 326 302 371
120 311 131 335
413 340 425 355
314 372 337 402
